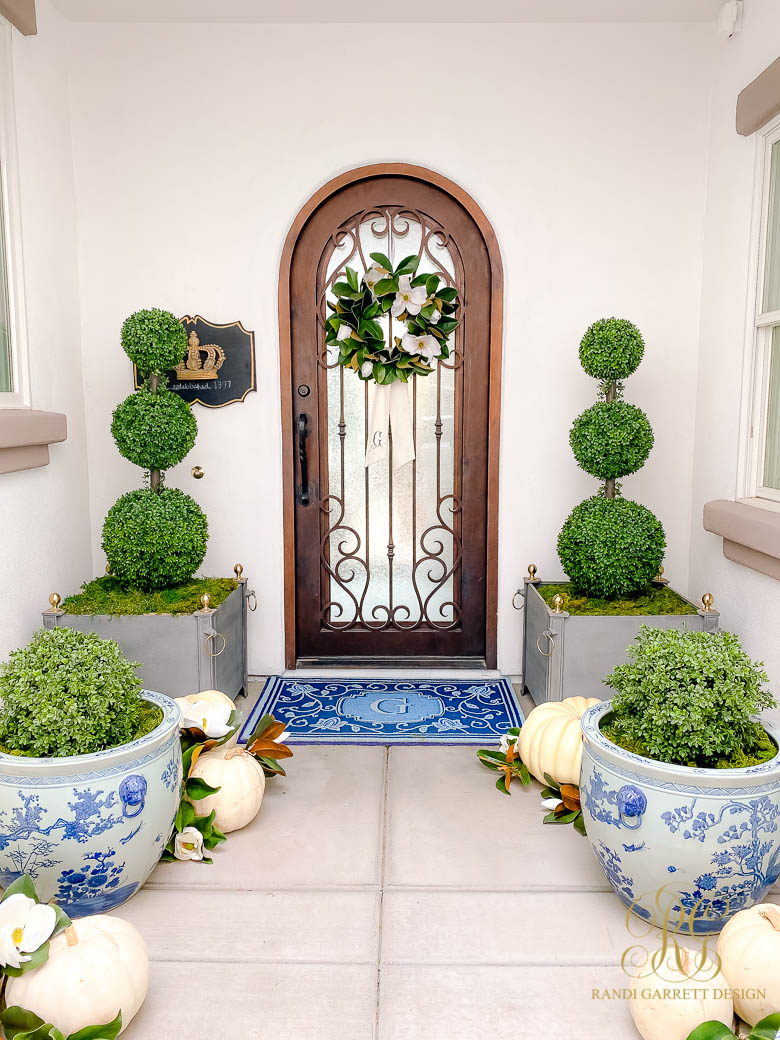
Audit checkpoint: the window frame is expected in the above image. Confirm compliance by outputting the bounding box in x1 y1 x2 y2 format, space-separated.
0 19 30 409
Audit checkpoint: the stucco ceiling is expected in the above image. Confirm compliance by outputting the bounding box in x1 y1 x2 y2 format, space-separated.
49 0 723 23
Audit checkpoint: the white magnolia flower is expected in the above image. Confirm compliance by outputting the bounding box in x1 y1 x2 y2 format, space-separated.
391 276 427 317
361 361 374 378
0 894 57 970
540 797 563 812
364 262 389 293
498 733 516 754
174 827 204 862
180 699 233 738
428 308 441 325
401 333 439 363
336 322 353 342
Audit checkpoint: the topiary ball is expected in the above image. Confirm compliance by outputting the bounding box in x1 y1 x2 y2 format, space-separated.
111 388 197 471
103 487 208 590
579 318 644 382
0 627 144 757
558 495 665 598
121 308 188 375
569 401 654 481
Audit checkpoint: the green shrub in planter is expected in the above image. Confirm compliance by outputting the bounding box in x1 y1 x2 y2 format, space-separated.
558 496 665 599
604 626 776 767
103 307 208 589
558 317 665 598
569 401 653 481
111 387 197 471
103 488 208 591
121 307 188 374
0 627 158 757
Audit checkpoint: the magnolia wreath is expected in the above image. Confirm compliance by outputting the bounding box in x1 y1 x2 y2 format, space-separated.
325 252 461 385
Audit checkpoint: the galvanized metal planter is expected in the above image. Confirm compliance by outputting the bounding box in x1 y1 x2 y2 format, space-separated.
519 568 719 705
42 567 255 700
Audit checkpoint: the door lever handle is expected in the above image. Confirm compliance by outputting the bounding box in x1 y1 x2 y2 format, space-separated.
297 412 309 506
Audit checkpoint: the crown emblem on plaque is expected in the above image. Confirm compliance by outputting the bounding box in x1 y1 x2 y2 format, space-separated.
175 331 226 380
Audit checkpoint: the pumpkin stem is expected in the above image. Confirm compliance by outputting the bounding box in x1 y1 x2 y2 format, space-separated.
225 747 246 760
759 906 780 931
65 925 79 946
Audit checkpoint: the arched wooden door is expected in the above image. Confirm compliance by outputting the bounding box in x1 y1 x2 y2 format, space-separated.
279 165 503 668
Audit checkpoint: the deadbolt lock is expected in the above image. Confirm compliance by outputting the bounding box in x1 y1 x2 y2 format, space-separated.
297 384 311 397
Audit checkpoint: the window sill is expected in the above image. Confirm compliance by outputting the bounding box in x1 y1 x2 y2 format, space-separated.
0 409 67 474
703 498 780 581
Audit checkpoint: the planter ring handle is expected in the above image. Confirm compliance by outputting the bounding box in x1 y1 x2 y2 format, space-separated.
203 631 226 657
512 589 524 610
536 630 556 657
247 589 258 612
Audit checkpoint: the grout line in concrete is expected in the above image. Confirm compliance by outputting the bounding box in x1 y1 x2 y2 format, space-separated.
374 745 391 1040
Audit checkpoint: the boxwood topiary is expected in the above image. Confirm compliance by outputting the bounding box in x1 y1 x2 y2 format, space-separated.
579 317 644 382
111 387 197 471
569 400 653 480
558 496 665 599
121 308 188 375
604 626 776 767
0 627 154 757
103 487 208 590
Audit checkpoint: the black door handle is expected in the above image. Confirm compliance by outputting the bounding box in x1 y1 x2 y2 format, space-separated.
297 413 309 506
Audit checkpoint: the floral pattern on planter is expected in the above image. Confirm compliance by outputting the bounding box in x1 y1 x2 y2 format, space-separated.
579 701 780 934
0 691 181 917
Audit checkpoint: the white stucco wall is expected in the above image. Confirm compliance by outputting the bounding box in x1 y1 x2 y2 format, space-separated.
690 0 780 694
59 20 714 675
0 0 90 659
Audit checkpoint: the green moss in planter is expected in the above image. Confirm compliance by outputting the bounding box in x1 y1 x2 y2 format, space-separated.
538 582 697 616
62 575 238 616
601 720 777 770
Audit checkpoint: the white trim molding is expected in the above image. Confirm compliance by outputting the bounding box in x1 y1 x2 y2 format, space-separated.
0 19 30 408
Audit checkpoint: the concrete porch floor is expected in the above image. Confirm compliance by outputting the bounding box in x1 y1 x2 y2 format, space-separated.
113 684 780 1039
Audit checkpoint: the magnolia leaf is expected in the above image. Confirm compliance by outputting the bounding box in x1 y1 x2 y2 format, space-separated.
369 251 392 271
374 277 397 296
519 762 532 786
381 295 394 311
394 254 419 275
573 814 587 837
750 1014 780 1040
2 940 51 978
186 776 221 800
542 772 560 791
426 274 441 294
495 774 510 796
50 901 72 937
560 784 582 811
478 749 510 765
437 287 458 302
546 809 579 825
2 876 39 903
257 755 287 777
684 1023 737 1040
1 1007 65 1040
345 268 359 292
174 798 196 832
68 1012 123 1040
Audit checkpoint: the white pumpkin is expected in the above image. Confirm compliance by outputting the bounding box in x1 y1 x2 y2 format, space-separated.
6 916 148 1036
629 946 734 1040
717 902 780 1025
190 744 265 832
517 696 599 785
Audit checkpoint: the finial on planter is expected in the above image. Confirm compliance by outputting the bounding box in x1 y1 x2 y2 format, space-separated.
552 593 564 614
234 563 244 579
48 592 61 610
528 564 537 581
200 593 211 611
701 592 714 612
653 565 669 585
105 563 112 576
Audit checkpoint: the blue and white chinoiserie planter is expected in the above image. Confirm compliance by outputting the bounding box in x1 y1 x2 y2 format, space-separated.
0 690 181 918
580 701 780 935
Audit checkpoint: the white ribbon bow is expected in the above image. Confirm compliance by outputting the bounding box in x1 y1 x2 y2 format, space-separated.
365 381 415 469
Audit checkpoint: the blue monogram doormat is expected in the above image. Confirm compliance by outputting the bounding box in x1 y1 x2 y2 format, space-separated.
238 676 524 746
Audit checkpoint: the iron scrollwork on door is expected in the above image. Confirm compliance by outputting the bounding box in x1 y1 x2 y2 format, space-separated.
314 206 465 632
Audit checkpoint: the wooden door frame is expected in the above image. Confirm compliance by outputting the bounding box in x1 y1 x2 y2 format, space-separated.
278 163 504 669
